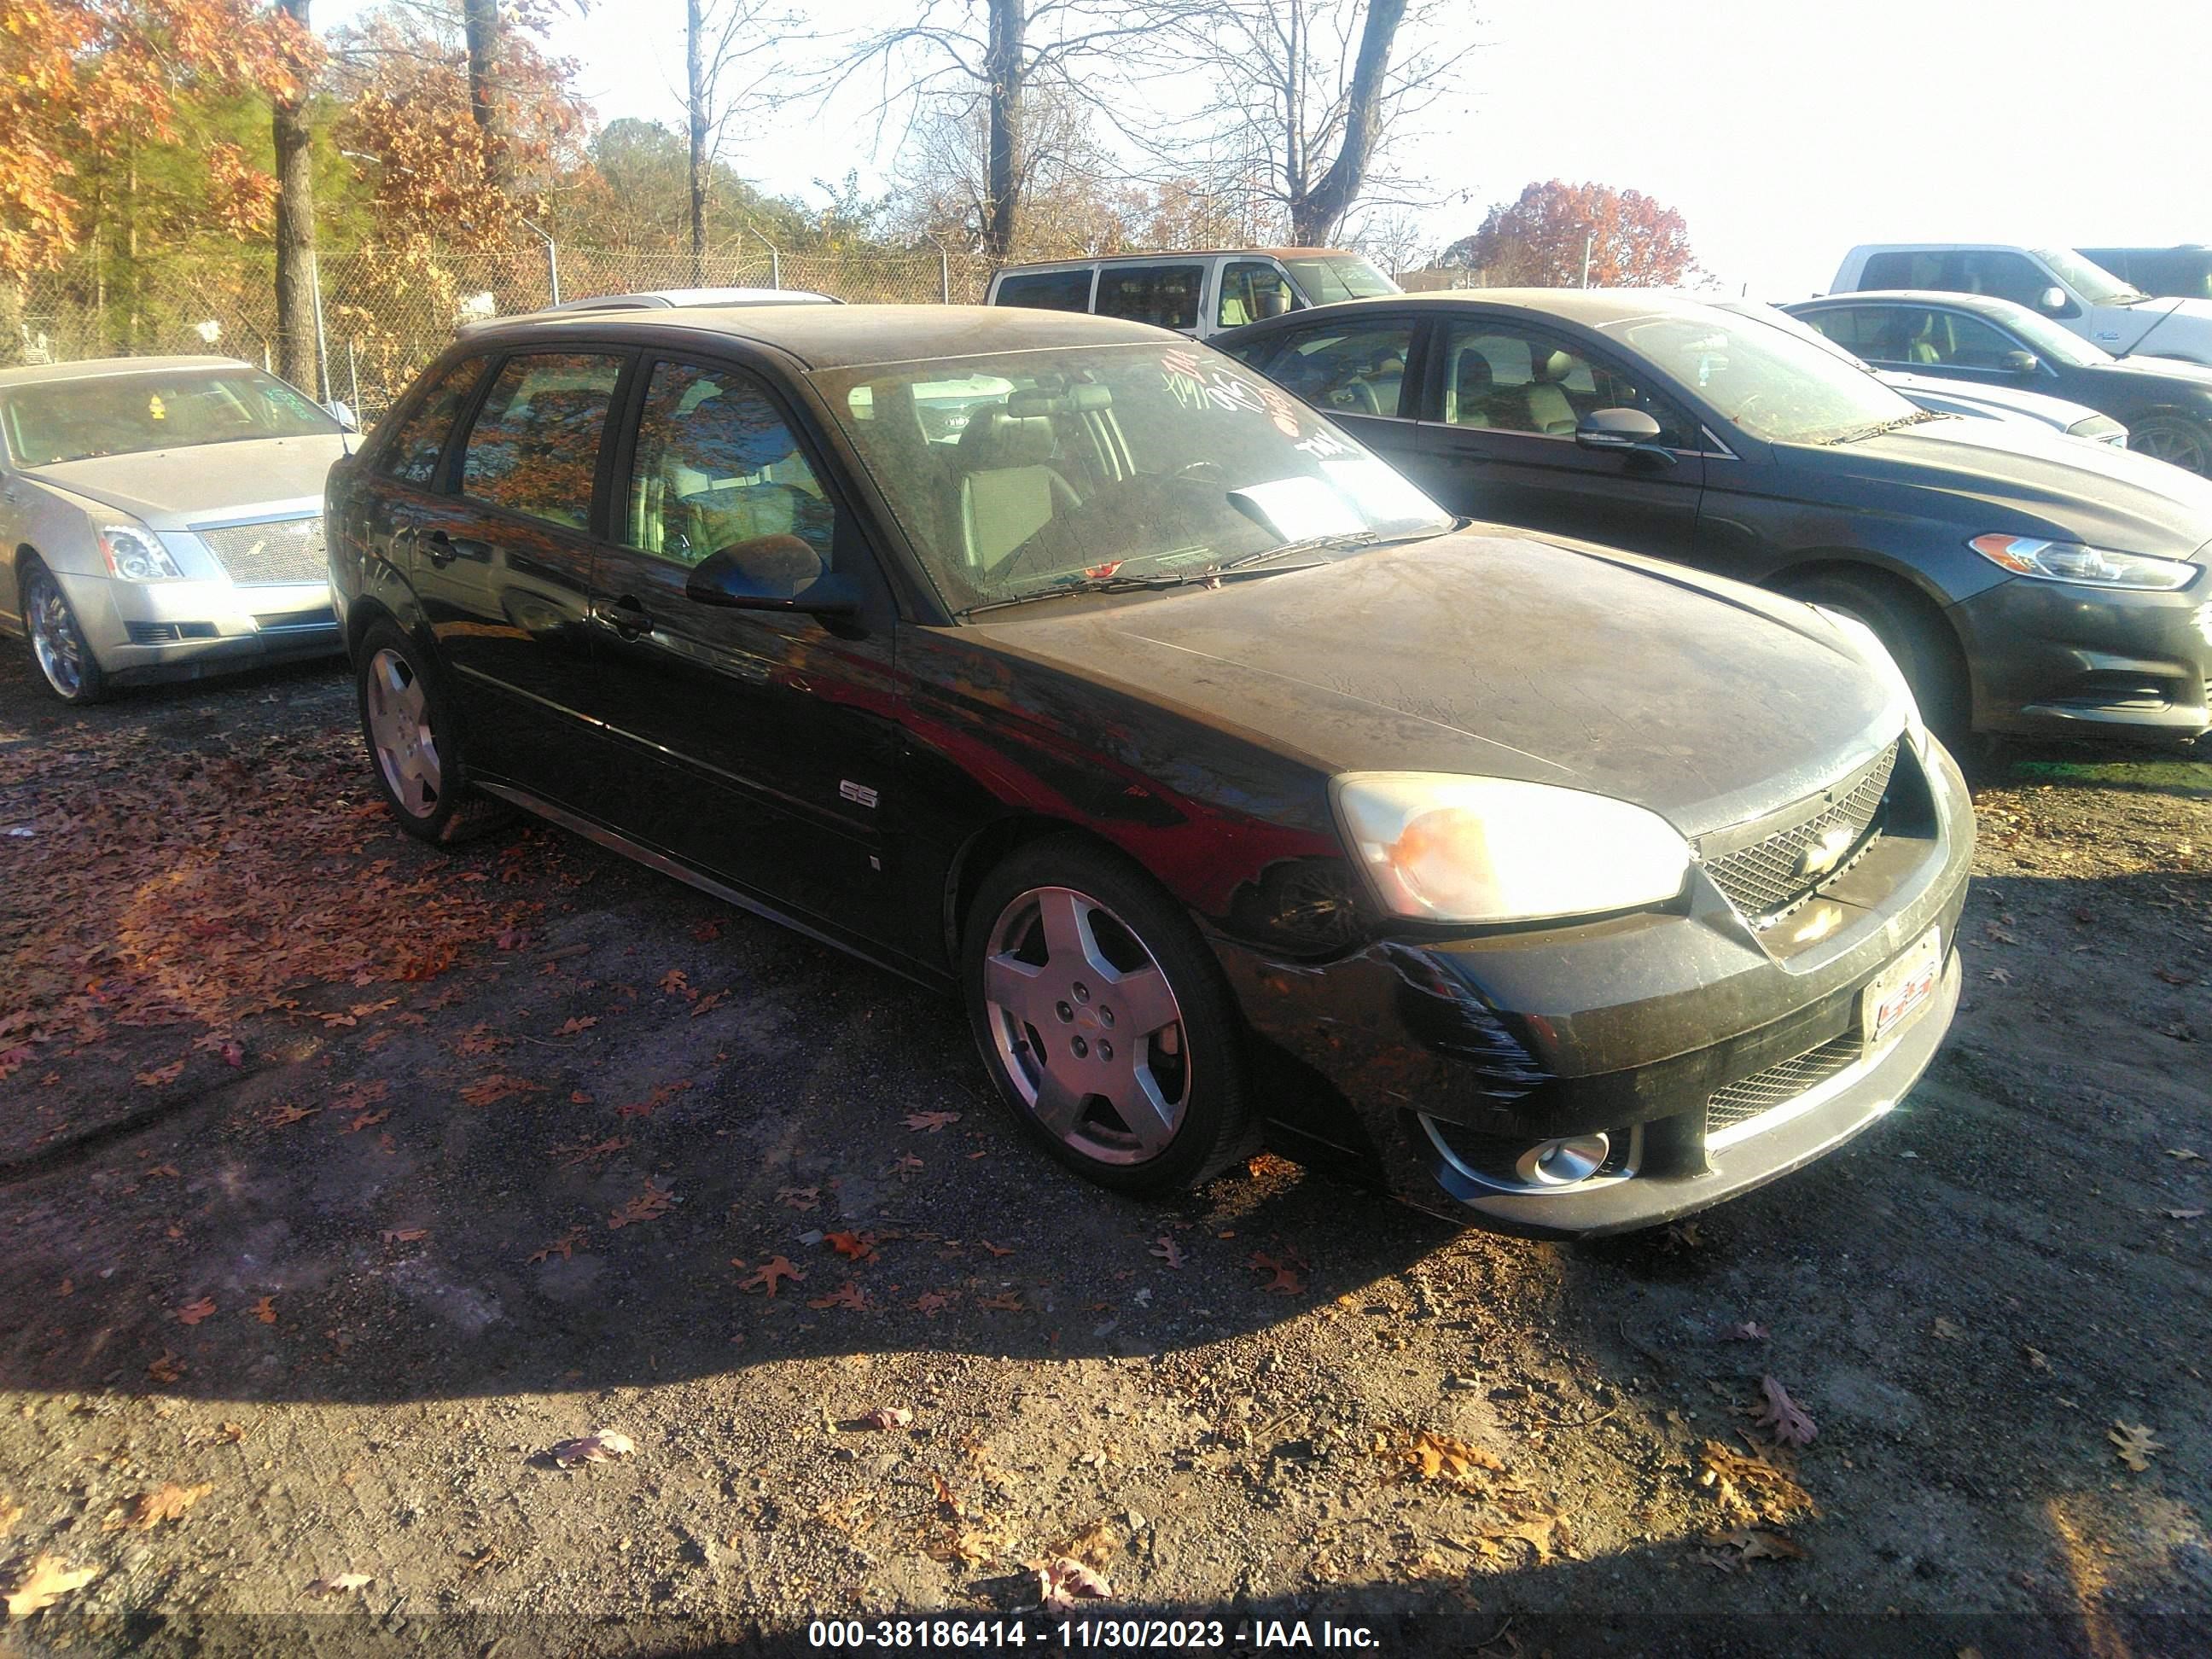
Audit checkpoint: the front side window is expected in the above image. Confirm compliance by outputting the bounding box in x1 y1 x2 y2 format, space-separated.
1605 313 1919 445
1254 320 1414 418
459 352 623 531
1896 309 2024 370
1095 265 1205 332
0 367 338 469
1988 301 2111 366
2029 246 2145 306
624 360 832 566
1797 307 1897 361
1953 251 2052 309
381 356 486 486
1217 260 1296 329
996 269 1094 312
815 342 1452 614
1441 321 1697 446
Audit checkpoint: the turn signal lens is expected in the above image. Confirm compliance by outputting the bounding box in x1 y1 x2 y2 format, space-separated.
1969 533 2194 591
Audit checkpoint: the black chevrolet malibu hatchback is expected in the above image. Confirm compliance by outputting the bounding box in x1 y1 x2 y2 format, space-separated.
326 305 1971 1236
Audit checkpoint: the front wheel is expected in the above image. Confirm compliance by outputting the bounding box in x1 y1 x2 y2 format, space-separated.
22 563 106 704
1784 573 1970 743
963 838 1256 1196
2128 416 2212 476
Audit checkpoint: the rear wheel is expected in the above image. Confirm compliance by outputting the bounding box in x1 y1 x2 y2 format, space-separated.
21 562 106 705
2128 416 2212 476
963 838 1256 1196
1784 572 1970 743
355 620 505 845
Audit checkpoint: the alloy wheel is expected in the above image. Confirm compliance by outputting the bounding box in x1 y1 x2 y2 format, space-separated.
981 884 1190 1167
364 647 443 818
2130 418 2212 475
26 574 87 699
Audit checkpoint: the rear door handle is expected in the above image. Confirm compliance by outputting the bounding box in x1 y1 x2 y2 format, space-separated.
422 529 490 568
597 594 652 639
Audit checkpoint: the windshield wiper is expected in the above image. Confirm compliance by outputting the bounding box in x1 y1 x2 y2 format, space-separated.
955 569 1212 619
1218 523 1458 573
1825 410 1944 445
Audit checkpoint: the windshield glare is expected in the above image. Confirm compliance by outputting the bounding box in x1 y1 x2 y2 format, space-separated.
2030 247 2145 306
1 368 338 467
1604 313 1920 444
1283 255 1400 304
818 343 1452 614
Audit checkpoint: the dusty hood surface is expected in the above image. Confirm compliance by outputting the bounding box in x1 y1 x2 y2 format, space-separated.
971 527 1903 837
27 434 352 527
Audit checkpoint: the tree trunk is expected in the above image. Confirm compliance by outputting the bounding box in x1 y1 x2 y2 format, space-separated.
687 0 707 285
273 0 317 397
464 0 505 191
1287 0 1407 246
981 0 1024 263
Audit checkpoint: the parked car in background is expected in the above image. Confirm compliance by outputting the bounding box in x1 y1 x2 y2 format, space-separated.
1830 244 2212 366
987 248 1400 341
1 356 357 702
2077 246 2212 304
326 302 1970 1236
1718 299 2127 448
1215 290 2212 744
1785 290 2212 474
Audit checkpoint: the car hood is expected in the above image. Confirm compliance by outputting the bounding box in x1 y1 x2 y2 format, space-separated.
25 434 353 527
1784 420 2212 561
2110 296 2212 357
1876 371 2096 429
969 528 1902 838
2083 354 2212 394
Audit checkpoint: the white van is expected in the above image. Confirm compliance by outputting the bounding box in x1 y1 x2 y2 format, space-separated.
1831 244 2212 365
987 248 1400 341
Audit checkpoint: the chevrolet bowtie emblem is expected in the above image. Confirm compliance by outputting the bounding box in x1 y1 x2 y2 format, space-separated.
1796 825 1856 881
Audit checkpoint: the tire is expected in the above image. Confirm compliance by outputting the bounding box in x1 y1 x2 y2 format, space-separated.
355 620 507 845
2127 416 2212 477
963 836 1257 1196
1784 572 1970 743
20 562 107 705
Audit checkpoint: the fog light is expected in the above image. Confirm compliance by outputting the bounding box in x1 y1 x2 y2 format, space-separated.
1515 1133 1611 1187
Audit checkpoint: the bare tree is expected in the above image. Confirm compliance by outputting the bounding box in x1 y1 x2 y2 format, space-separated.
683 0 789 282
272 0 317 396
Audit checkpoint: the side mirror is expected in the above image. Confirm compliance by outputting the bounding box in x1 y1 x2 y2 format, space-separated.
1575 406 1678 465
323 399 360 433
684 534 859 619
2000 349 2040 375
2039 285 2069 315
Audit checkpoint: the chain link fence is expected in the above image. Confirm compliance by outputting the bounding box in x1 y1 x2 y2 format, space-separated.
4 240 996 425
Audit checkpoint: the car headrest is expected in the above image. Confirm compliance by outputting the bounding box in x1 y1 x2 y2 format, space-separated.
960 411 1057 469
1530 350 1574 385
1251 287 1287 318
1456 352 1494 395
1008 384 1112 416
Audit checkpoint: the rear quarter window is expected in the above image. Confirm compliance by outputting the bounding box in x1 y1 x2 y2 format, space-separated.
1859 251 1941 290
378 356 486 486
993 269 1094 312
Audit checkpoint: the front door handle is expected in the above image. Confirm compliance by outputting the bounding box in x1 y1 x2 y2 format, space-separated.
597 594 652 639
422 529 490 568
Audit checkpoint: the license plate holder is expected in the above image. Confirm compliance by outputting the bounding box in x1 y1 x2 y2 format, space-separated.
1861 925 1942 1051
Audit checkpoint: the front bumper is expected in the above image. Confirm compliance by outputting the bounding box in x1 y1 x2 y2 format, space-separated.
55 569 341 685
1217 734 1974 1237
1949 573 2212 739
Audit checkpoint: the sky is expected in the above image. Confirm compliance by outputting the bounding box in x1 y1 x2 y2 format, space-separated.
312 0 2212 300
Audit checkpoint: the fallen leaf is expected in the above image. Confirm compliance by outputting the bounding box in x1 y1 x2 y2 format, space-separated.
911 1290 952 1315
1933 1317 1964 1341
778 1186 821 1211
606 1179 675 1230
2110 1421 2164 1472
547 1429 636 1468
1037 1555 1112 1609
461 1074 541 1108
1697 1441 1815 1526
855 1406 914 1430
2168 1148 2206 1162
176 1296 217 1326
905 1111 962 1133
556 1016 597 1035
267 1103 317 1128
147 1349 184 1383
2154 967 2196 986
658 969 692 997
341 1109 389 1133
689 990 727 1018
0 1495 20 1535
1248 1251 1305 1294
551 1135 629 1167
380 1227 428 1244
110 1481 212 1531
978 1240 1015 1258
979 1291 1025 1312
809 1281 872 1311
2023 1345 2050 1371
742 1257 805 1296
251 1296 276 1324
825 1231 879 1261
304 1573 372 1597
1986 967 2012 985
2164 1208 2207 1220
526 1228 587 1265
891 1154 924 1173
1663 1220 1707 1252
1150 1237 1187 1269
1395 1429 1505 1487
1718 1320 1769 1342
4 1554 97 1618
1722 1527 1809 1563
1754 1377 1817 1447
135 1059 186 1087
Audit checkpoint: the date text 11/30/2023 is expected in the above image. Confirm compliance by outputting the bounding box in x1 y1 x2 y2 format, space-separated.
806 1617 1382 1649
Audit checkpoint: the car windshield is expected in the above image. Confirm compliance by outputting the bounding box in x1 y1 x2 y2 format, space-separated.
2029 246 2149 307
816 341 1453 614
1989 301 2112 367
1283 255 1400 304
1603 312 1921 444
1 367 337 467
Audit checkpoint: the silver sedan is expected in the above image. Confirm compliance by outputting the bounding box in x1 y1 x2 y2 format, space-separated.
0 356 358 702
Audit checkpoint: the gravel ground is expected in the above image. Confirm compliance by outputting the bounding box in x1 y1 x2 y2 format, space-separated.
0 647 2206 1658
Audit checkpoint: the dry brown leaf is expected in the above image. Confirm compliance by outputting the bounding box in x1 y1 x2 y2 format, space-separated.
778 1186 821 1211
2110 1421 2164 1472
1723 1527 1809 1563
267 1103 317 1128
136 1059 186 1087
147 1349 184 1384
825 1231 879 1261
5 1554 97 1618
380 1227 428 1244
341 1109 388 1133
304 1572 372 1597
2164 1208 2207 1220
0 1495 22 1536
1037 1555 1112 1609
1394 1429 1505 1488
547 1429 635 1468
1149 1236 1187 1269
605 1179 675 1230
461 1074 541 1108
855 1406 914 1431
1933 1317 1965 1341
176 1296 217 1326
809 1281 872 1311
742 1256 804 1296
556 1016 597 1035
110 1481 212 1531
1698 1441 1816 1526
1248 1251 1305 1294
979 1290 1026 1312
905 1110 962 1132
1754 1376 1818 1447
1718 1320 1770 1342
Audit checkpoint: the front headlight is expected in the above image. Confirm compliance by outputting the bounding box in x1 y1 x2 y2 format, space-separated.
1970 533 2196 591
96 519 184 582
1813 605 1929 755
1331 773 1690 925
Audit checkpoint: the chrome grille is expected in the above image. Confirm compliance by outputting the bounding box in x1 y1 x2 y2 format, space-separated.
1700 743 1897 923
198 517 328 586
1708 1033 1864 1133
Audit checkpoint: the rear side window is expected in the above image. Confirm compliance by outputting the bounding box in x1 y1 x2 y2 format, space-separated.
1095 264 1204 332
459 352 624 531
1802 307 1901 361
1859 251 1941 290
376 356 485 486
995 269 1094 312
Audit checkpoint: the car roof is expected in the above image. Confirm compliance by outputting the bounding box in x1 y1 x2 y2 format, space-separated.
452 302 1177 370
995 247 1363 271
1790 288 2043 320
0 355 248 389
1216 288 1748 334
540 288 839 311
